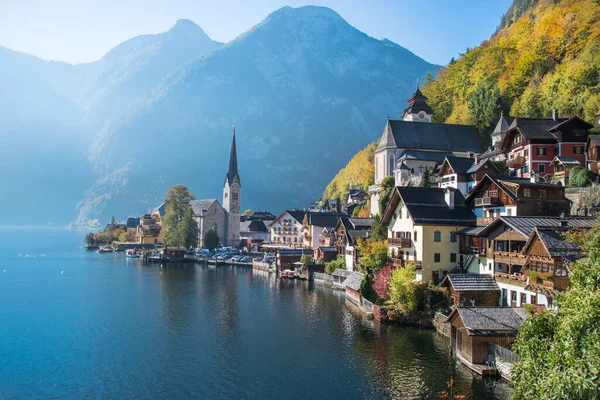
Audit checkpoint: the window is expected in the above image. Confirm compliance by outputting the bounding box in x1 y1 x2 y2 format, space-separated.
414 231 418 242
524 149 529 157
450 253 457 263
434 231 441 242
407 232 412 240
488 263 492 271
537 147 547 156
450 232 456 242
539 164 545 173
539 189 547 199
524 188 532 198
511 290 517 303
520 293 527 305
574 146 584 154
434 253 441 263
521 165 528 174
502 289 508 307
232 193 238 200
531 294 537 305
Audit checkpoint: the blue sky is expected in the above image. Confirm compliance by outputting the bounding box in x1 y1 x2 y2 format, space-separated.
0 0 512 65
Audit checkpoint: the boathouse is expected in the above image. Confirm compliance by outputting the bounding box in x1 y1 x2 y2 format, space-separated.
344 271 364 305
439 274 500 307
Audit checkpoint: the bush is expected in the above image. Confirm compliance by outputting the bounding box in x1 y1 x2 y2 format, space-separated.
324 256 345 274
388 264 425 312
300 254 314 264
360 274 377 303
568 166 596 187
373 265 393 299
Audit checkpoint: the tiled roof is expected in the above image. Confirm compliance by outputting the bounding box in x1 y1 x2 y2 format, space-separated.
344 272 364 291
482 216 597 238
444 156 476 174
318 246 338 252
466 159 499 174
190 199 220 216
492 114 513 134
551 156 580 165
447 307 529 336
457 226 486 236
441 274 499 291
240 220 268 233
126 217 140 228
286 210 306 224
331 269 353 278
278 249 311 257
347 230 370 245
532 227 585 260
508 117 566 141
377 119 481 153
305 212 341 228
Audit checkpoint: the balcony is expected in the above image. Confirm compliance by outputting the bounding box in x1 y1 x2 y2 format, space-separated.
389 257 404 267
494 272 527 287
388 238 412 248
476 217 495 226
507 156 526 168
528 276 570 292
494 251 527 266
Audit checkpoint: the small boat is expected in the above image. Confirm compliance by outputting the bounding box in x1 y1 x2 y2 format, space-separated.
280 269 296 279
125 249 140 258
97 245 115 253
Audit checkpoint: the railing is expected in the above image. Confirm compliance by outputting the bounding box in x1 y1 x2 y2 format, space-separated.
507 156 526 168
389 257 403 267
494 251 527 266
477 217 495 226
475 197 499 207
388 238 411 248
489 344 520 364
494 272 527 287
539 276 570 291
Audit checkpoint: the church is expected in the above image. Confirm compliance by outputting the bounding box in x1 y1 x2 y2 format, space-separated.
190 126 241 248
369 87 482 216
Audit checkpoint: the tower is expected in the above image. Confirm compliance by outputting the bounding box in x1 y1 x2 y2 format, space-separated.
223 125 241 246
402 81 433 122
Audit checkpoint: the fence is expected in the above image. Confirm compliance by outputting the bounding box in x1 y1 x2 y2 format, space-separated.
361 298 373 313
488 344 520 364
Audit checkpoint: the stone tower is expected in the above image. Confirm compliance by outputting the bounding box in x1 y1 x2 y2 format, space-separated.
223 125 241 246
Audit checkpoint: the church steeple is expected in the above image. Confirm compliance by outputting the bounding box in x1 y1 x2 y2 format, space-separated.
225 125 241 187
402 82 434 122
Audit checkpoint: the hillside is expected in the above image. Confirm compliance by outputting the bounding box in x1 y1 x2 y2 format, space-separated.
422 0 600 137
322 142 376 201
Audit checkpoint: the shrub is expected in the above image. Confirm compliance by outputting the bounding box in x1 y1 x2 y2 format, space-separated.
388 264 425 313
360 274 377 303
324 256 345 274
373 265 393 299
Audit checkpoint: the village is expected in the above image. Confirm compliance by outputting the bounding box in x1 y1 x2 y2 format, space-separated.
87 87 600 382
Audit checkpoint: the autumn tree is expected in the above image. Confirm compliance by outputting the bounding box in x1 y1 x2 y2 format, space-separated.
161 184 197 248
356 238 388 271
388 264 423 312
243 209 252 216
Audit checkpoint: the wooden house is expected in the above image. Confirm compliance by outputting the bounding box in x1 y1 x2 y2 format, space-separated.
548 156 581 186
447 307 528 366
439 274 500 307
585 134 600 173
344 271 364 305
331 269 352 289
438 156 500 196
334 217 372 271
314 246 338 263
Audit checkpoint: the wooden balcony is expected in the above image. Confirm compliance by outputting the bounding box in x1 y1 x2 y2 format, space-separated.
494 272 527 287
507 156 526 168
494 251 527 266
389 257 404 267
540 276 570 291
388 238 412 248
474 197 500 207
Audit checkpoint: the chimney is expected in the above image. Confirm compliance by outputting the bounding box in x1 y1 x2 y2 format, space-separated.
530 171 538 183
552 108 559 122
475 154 480 164
444 188 455 209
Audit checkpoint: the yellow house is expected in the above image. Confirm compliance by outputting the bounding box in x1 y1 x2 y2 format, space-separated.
381 187 476 284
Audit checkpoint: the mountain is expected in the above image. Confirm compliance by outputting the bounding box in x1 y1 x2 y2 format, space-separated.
322 142 377 201
0 20 222 225
76 6 439 225
422 0 600 137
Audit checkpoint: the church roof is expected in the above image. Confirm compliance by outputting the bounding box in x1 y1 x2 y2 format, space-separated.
492 113 513 135
190 199 222 216
225 126 241 186
402 88 434 117
377 120 481 153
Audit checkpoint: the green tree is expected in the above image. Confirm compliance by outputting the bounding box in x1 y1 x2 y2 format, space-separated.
388 264 421 312
325 256 346 274
360 274 377 303
356 238 388 271
420 168 431 188
161 184 197 248
300 254 315 264
468 80 502 134
370 214 387 241
568 166 596 188
118 231 129 242
243 209 252 216
204 229 220 251
378 175 396 215
511 225 600 399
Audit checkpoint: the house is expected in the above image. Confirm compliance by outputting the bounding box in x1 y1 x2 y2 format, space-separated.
438 156 500 196
269 210 306 246
151 203 166 220
323 199 345 213
456 225 489 274
464 174 571 224
486 112 514 161
548 156 581 186
344 271 365 305
240 220 270 251
476 216 595 308
500 111 593 179
585 134 600 173
439 274 500 307
331 269 353 289
135 214 161 244
126 217 140 239
369 88 482 216
277 248 312 270
334 217 372 271
447 307 528 369
382 187 476 284
243 210 276 222
302 212 343 249
314 246 338 263
346 186 369 206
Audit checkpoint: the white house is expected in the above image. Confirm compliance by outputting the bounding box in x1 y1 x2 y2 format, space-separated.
269 210 305 246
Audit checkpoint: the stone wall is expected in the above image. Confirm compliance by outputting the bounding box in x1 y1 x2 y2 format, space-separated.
566 187 598 215
433 312 450 338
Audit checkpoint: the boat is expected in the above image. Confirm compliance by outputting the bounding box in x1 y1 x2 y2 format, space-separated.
125 249 140 258
280 269 296 279
97 245 116 253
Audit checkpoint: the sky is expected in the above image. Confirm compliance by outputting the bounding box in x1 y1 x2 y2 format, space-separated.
0 0 512 66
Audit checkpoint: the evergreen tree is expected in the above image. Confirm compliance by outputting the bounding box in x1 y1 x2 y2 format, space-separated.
421 168 431 188
204 229 220 251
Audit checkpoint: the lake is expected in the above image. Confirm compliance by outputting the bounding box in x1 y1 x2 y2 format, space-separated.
0 228 512 399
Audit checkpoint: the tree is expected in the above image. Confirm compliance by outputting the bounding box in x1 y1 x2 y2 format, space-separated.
373 265 394 299
370 214 387 241
378 176 396 215
161 184 197 248
325 256 345 274
568 166 596 187
300 254 314 264
468 80 502 134
512 224 600 399
204 229 220 251
243 209 252 216
420 168 431 188
360 274 377 303
388 264 421 312
118 231 129 242
356 238 388 271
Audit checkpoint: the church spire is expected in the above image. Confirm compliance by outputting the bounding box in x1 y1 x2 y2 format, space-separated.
226 124 241 187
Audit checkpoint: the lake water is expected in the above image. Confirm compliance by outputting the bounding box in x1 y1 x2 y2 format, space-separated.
0 228 512 399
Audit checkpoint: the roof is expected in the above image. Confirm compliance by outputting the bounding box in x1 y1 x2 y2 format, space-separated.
126 217 140 228
457 226 486 236
550 156 580 166
507 117 566 141
318 246 338 253
347 230 371 245
382 187 476 226
441 156 477 175
440 274 499 291
153 202 166 217
268 210 306 227
278 249 312 257
524 226 586 262
240 220 268 233
477 216 596 238
225 127 241 186
402 88 434 116
548 116 594 132
447 307 529 336
248 210 276 221
305 212 341 228
376 119 481 153
466 158 499 174
331 269 353 278
344 272 365 291
190 199 221 216
492 113 513 134
348 189 369 197
465 174 567 204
